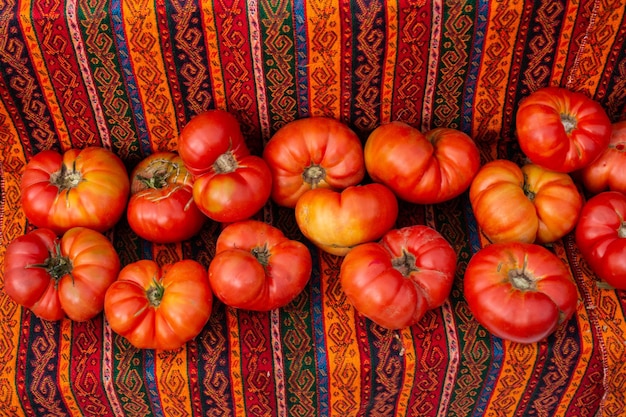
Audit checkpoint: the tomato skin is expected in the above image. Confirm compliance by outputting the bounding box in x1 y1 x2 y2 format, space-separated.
208 220 312 311
463 242 578 344
575 191 626 289
127 152 206 243
192 155 272 223
295 183 399 256
104 259 213 351
177 110 249 177
339 225 457 329
364 122 481 204
262 117 365 207
4 227 120 322
20 147 130 234
469 159 582 244
580 120 626 194
515 87 611 173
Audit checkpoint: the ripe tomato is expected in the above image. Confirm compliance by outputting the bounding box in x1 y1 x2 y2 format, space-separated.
3 227 120 322
295 183 399 256
575 191 626 289
127 152 206 243
339 225 457 329
208 220 312 311
20 147 130 234
364 122 481 204
515 87 611 173
469 159 582 244
104 259 213 350
177 109 249 177
580 120 626 195
262 117 365 207
192 154 272 223
463 242 578 344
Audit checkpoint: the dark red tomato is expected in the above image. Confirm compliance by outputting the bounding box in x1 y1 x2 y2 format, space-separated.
580 120 626 195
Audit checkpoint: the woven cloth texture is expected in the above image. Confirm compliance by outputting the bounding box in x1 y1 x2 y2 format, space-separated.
1 1 626 416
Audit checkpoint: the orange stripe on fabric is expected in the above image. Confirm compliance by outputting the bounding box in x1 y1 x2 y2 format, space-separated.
0 108 27 416
155 348 194 417
121 0 178 152
226 308 246 417
319 253 361 417
381 0 399 124
199 0 228 111
58 320 82 416
305 0 342 118
394 327 417 417
19 0 72 150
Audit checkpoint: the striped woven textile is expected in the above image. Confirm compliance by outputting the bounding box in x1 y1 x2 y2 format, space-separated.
1 1 626 416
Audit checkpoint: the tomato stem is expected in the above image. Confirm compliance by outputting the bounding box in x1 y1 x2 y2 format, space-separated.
25 242 73 284
213 152 238 174
146 277 165 307
251 244 271 267
560 113 577 134
508 254 536 291
391 250 418 277
302 164 326 187
618 221 626 239
50 162 83 192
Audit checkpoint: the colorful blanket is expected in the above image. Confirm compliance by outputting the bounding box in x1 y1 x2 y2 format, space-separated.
1 0 625 416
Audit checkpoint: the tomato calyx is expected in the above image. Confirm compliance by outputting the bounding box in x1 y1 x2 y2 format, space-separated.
302 164 326 187
146 277 165 307
50 162 83 193
251 244 271 267
522 174 536 202
391 250 419 277
213 152 238 174
506 255 536 292
560 113 577 134
26 242 73 284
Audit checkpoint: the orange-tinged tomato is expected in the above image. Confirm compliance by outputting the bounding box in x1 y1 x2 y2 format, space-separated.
295 183 399 256
262 117 365 207
580 120 626 195
104 259 213 351
20 147 130 234
469 160 582 244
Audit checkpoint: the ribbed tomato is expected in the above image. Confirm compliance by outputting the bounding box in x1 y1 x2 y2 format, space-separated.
580 120 626 195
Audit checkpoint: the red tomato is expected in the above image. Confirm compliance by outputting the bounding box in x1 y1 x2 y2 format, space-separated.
575 191 626 289
339 225 457 329
463 242 578 344
515 87 611 173
208 220 312 311
192 154 272 223
295 183 399 256
469 160 582 244
177 109 249 177
127 152 206 243
364 122 481 204
262 117 365 207
580 120 626 194
104 259 213 350
3 227 120 322
20 147 130 234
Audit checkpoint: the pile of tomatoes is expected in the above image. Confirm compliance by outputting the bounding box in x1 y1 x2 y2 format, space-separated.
4 86 625 350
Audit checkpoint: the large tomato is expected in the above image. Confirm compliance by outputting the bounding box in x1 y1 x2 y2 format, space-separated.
104 259 213 350
208 220 312 311
339 225 457 329
515 86 611 173
580 120 626 194
463 242 578 344
127 152 206 243
469 159 582 244
3 227 120 322
575 191 626 289
177 109 249 177
262 117 365 207
192 154 272 223
364 122 481 204
20 147 130 234
295 183 399 256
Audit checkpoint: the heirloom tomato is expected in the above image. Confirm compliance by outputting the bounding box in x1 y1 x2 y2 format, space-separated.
575 191 626 289
469 159 582 244
580 120 626 195
127 152 205 243
192 154 272 223
208 220 312 311
463 242 578 344
364 122 481 204
3 227 120 322
177 109 249 177
339 225 457 329
262 117 365 207
515 87 611 173
20 147 130 234
104 259 213 350
295 183 399 256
